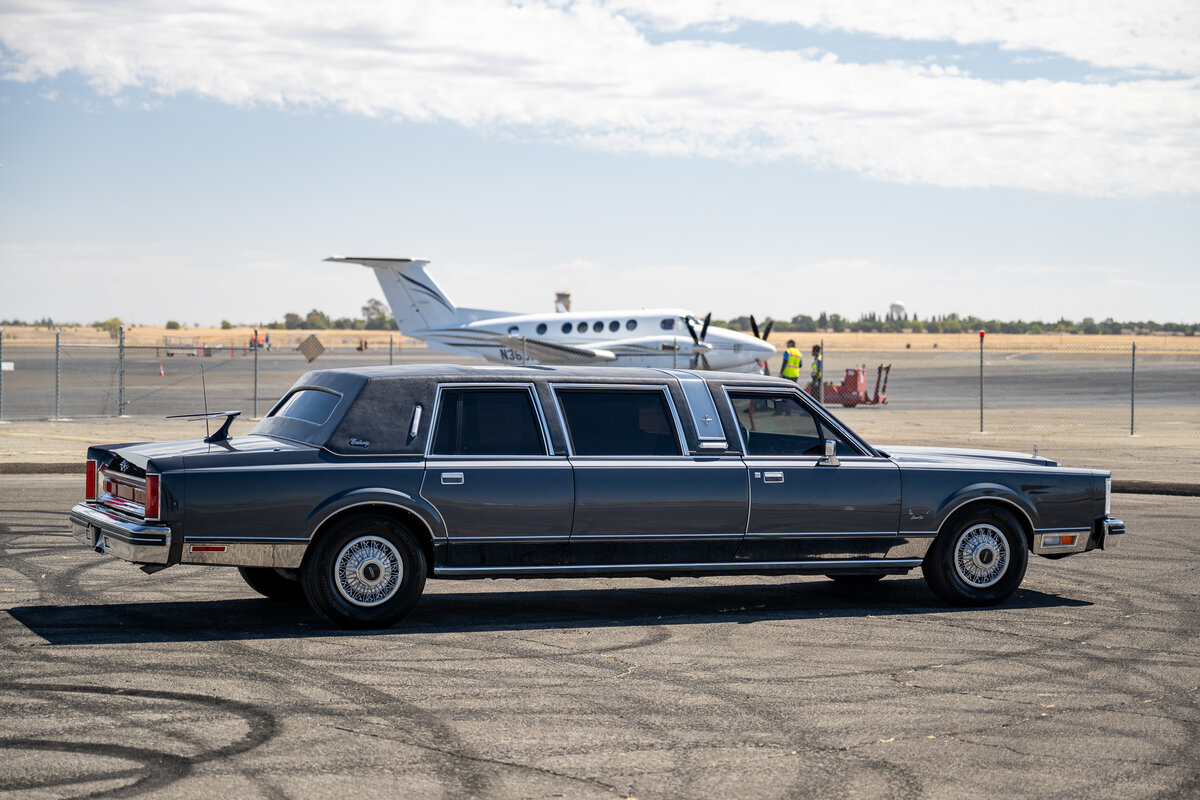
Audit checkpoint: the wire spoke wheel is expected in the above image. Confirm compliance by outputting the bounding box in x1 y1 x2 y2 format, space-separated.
922 507 1027 606
952 524 1010 588
334 536 403 607
302 514 427 628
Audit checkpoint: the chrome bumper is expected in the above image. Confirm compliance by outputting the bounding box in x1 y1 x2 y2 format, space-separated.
1097 516 1125 550
70 503 172 565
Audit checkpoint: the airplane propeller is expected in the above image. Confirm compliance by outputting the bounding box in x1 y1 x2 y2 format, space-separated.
749 315 773 341
685 312 714 370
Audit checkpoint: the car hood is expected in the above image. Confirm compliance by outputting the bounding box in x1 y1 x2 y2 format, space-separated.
878 444 1060 469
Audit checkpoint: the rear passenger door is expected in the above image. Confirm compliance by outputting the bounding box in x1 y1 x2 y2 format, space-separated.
554 385 748 565
420 385 574 567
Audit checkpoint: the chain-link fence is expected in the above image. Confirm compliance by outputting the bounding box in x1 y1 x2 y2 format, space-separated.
764 333 1200 485
0 327 440 421
2 327 1197 438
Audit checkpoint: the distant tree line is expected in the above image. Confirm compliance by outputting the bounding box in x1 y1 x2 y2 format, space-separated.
264 299 398 331
718 312 1198 336
3 307 1197 337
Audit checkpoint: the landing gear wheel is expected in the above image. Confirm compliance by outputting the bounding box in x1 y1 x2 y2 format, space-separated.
922 507 1028 606
825 573 885 585
301 514 427 629
238 566 305 601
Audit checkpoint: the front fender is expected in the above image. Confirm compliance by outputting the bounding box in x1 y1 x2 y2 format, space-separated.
933 482 1038 537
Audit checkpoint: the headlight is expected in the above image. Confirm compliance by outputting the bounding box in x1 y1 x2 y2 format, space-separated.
1105 477 1112 515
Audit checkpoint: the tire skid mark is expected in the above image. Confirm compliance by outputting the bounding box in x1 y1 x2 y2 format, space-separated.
0 682 278 799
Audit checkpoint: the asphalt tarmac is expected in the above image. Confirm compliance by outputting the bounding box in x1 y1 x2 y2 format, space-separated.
1 477 1197 799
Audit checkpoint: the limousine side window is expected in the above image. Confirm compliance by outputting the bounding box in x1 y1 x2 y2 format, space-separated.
431 389 545 456
557 390 680 456
728 392 848 457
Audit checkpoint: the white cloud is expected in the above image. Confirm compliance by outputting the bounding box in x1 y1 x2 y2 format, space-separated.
608 0 1200 76
1 0 1197 196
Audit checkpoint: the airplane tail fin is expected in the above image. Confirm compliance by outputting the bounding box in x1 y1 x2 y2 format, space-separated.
326 256 471 333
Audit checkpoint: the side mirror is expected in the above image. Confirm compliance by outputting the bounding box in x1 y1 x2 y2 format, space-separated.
821 438 840 467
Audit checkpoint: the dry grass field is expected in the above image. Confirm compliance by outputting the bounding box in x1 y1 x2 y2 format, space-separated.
3 324 1197 353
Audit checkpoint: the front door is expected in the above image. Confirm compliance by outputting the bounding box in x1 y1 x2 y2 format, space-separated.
725 390 902 562
420 386 573 566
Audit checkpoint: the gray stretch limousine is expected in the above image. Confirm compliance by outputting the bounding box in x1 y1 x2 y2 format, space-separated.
70 365 1124 628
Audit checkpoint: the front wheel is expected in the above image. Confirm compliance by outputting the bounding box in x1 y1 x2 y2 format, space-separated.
301 514 427 629
921 507 1028 606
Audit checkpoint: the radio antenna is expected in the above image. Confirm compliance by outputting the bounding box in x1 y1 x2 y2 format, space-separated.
201 363 210 439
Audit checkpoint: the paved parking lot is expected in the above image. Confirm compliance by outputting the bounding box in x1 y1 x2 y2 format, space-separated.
1 477 1197 799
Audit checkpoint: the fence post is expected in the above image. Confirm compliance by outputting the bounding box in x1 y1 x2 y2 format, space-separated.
55 329 61 419
0 327 4 422
118 325 126 416
253 328 259 418
978 330 985 433
389 334 394 366
818 337 825 407
1130 341 1136 436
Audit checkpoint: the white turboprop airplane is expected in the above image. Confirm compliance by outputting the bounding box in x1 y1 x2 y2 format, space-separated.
328 256 776 372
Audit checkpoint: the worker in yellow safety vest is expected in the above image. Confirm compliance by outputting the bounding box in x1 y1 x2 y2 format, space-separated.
780 340 802 381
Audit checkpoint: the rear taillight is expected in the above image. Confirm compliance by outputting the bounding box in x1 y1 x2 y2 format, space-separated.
85 460 97 501
144 474 161 521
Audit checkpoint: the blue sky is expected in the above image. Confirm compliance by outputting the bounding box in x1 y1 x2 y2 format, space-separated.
1 1 1197 327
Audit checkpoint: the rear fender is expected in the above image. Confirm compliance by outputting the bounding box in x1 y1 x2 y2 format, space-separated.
303 487 446 545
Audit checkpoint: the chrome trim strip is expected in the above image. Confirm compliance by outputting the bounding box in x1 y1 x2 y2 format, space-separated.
744 531 901 539
569 532 744 541
435 558 926 577
187 462 425 473
445 535 571 543
897 531 939 538
1033 526 1090 534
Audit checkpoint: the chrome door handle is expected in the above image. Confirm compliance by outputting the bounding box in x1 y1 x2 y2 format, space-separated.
763 471 784 483
441 472 464 485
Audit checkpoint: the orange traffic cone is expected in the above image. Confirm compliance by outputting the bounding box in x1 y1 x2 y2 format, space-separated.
158 364 164 377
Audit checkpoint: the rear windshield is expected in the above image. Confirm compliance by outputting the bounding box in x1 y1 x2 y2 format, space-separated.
271 388 342 425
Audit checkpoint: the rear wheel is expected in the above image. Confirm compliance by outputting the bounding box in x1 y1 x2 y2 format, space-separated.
301 514 427 629
922 507 1028 606
238 566 305 601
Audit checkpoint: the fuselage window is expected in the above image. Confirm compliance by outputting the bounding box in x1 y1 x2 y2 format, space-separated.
556 389 681 457
626 320 637 331
536 323 548 335
609 320 620 332
431 389 545 456
562 322 572 334
507 325 519 334
577 322 588 333
660 318 675 330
